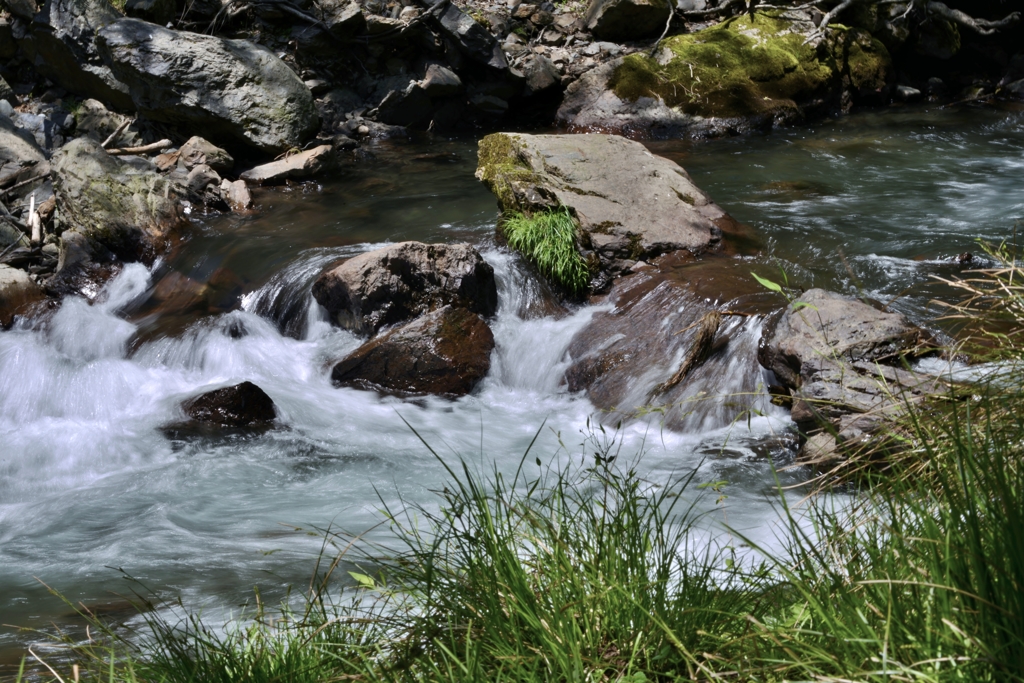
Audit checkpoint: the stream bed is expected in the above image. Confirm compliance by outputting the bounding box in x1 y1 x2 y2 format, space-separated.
1 103 1022 671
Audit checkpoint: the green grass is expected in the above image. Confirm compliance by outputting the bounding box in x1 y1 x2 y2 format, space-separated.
501 208 590 296
19 243 1024 683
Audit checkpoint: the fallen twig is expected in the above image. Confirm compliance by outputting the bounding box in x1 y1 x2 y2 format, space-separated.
107 139 174 156
0 174 48 197
101 118 133 149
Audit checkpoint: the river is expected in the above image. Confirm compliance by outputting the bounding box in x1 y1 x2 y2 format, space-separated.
1 103 1022 672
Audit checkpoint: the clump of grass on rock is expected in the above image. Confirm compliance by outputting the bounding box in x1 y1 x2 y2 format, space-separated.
502 208 590 295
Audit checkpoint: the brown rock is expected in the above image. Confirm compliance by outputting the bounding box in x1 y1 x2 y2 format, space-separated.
584 0 670 42
0 264 47 327
239 145 334 185
312 241 498 335
220 179 253 211
331 306 494 396
178 136 234 173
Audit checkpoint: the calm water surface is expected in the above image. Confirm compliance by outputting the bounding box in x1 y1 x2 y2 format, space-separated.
1 104 1022 672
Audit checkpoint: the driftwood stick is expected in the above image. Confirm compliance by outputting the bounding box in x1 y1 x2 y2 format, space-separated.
101 119 133 149
28 194 42 244
0 174 48 197
107 139 174 156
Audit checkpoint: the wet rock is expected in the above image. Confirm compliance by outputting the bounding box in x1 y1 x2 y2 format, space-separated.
312 241 498 335
186 163 225 207
52 137 186 264
0 264 46 327
97 19 318 155
556 13 891 138
521 54 560 96
16 0 133 110
565 255 778 427
331 305 494 396
124 0 175 25
178 136 234 173
895 84 922 102
434 3 508 71
476 132 733 286
583 0 670 42
239 144 334 185
181 381 277 427
220 178 253 211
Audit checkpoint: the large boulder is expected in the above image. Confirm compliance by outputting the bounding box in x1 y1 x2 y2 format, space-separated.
331 305 494 396
583 0 671 42
96 19 318 155
181 381 277 428
476 132 735 288
16 0 133 110
557 12 891 138
0 114 46 188
312 241 498 335
52 137 186 264
0 264 46 327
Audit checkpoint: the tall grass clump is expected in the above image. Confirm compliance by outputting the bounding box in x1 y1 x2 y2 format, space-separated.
502 208 590 295
752 240 1024 682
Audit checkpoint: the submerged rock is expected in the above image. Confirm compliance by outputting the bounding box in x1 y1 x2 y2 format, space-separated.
312 241 498 335
476 132 736 288
52 137 186 264
332 305 494 396
181 381 277 428
96 19 318 155
557 12 892 138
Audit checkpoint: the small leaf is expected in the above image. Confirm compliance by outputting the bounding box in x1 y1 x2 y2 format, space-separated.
348 572 375 589
751 271 783 293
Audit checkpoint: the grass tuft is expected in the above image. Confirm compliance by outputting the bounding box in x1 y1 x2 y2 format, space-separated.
501 208 590 295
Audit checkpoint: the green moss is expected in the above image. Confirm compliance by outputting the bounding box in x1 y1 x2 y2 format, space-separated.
476 133 542 212
609 12 838 118
842 29 892 94
501 208 589 295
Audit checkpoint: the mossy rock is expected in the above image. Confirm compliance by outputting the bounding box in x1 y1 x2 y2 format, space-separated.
603 11 892 123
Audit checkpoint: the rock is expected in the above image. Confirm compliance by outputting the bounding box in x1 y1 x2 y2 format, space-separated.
0 217 30 250
73 98 144 148
178 136 234 173
0 264 47 327
476 132 734 287
564 255 776 427
52 137 186 264
759 289 928 391
4 0 38 20
468 93 508 116
181 381 277 428
521 54 560 96
434 3 508 71
512 3 536 19
420 63 463 97
319 0 366 38
185 163 223 205
97 19 318 155
124 0 175 25
0 75 14 103
56 229 94 272
311 241 498 335
331 305 494 396
9 109 68 151
220 178 253 211
556 13 891 139
0 114 46 188
16 0 133 110
1004 79 1024 101
239 144 334 185
895 84 922 102
376 83 433 127
583 0 670 42
915 16 960 61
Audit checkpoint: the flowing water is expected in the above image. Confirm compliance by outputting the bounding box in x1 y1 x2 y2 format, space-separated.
1 104 1022 670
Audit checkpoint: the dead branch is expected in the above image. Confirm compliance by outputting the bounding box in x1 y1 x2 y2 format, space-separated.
107 139 174 156
925 1 1020 36
651 311 723 399
0 174 48 197
679 0 743 18
101 118 132 149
